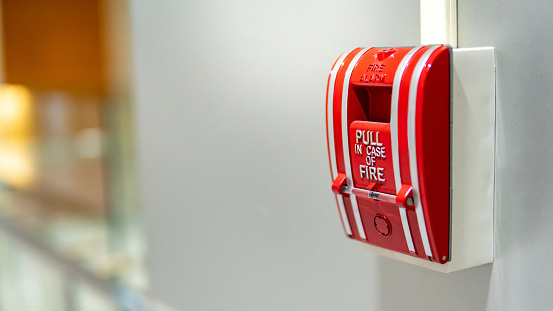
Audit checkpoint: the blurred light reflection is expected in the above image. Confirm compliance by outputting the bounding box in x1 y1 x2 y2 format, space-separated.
0 84 35 187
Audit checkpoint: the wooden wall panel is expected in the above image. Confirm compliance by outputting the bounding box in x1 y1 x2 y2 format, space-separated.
2 0 106 95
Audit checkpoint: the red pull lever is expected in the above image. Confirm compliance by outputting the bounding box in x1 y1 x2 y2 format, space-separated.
396 184 415 210
331 173 348 196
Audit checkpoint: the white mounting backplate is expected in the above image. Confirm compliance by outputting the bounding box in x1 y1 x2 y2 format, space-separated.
362 47 495 272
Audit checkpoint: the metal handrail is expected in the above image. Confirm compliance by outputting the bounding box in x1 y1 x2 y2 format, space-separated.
0 218 151 311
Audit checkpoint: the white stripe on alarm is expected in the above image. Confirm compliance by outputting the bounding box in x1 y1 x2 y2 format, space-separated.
407 45 440 258
390 46 423 193
390 46 423 253
328 48 356 236
399 207 415 252
341 47 371 239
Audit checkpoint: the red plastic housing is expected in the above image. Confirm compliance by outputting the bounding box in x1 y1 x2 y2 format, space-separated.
326 46 451 264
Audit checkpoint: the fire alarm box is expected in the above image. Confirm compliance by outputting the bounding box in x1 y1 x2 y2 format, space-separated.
326 46 495 272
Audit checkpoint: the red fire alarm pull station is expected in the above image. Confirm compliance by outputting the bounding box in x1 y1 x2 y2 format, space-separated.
326 46 495 272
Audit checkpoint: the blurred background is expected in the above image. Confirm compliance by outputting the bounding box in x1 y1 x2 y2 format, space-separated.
0 0 147 310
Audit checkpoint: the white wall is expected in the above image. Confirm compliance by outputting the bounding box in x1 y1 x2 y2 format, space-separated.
457 0 553 309
130 0 553 310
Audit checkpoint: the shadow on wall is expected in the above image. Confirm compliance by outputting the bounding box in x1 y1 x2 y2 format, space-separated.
378 258 492 311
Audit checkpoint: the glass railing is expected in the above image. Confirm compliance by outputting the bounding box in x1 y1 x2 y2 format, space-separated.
0 84 149 310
